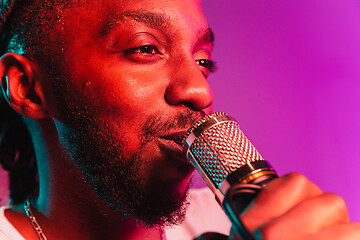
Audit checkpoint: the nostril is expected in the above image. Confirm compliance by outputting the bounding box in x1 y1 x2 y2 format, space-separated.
165 83 213 111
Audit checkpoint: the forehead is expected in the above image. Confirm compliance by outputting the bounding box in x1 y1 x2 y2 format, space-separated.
61 0 208 38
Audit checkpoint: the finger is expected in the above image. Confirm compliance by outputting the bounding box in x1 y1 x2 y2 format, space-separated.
254 193 349 239
307 222 360 240
242 172 323 231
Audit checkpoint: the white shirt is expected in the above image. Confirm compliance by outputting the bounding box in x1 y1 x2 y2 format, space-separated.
0 188 231 240
0 205 23 240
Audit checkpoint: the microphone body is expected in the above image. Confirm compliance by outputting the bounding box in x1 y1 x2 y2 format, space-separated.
183 112 278 239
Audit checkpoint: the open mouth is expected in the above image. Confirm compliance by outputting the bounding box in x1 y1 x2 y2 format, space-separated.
158 131 187 149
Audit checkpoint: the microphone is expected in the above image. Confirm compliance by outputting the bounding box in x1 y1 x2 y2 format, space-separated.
183 112 278 240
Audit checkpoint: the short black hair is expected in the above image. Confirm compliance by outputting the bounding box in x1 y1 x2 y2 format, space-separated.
0 95 38 204
0 0 74 204
0 0 38 204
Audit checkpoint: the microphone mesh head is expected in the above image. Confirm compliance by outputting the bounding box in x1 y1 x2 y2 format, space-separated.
184 112 264 187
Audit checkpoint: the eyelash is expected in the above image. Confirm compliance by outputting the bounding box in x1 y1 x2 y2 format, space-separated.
125 45 160 55
124 45 216 72
196 59 216 73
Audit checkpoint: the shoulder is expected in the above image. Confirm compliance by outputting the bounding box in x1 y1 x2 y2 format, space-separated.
165 188 231 240
187 188 231 232
0 206 26 240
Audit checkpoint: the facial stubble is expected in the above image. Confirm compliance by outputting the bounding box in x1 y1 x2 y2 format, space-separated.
54 86 201 227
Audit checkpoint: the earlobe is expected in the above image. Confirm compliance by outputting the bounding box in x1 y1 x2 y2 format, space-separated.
0 53 49 119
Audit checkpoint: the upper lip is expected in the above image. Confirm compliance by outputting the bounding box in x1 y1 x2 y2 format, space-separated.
158 130 188 148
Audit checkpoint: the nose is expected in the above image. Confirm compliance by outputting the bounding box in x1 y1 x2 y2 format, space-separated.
165 58 214 113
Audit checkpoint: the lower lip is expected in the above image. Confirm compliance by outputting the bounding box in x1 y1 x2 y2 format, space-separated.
156 138 191 165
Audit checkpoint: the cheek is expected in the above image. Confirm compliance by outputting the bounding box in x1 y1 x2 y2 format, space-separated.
61 41 170 119
88 64 168 114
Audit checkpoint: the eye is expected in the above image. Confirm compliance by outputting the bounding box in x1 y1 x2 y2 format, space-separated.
196 59 216 73
125 45 160 55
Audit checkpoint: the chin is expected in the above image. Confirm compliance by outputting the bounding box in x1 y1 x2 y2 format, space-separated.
134 156 194 227
138 177 192 227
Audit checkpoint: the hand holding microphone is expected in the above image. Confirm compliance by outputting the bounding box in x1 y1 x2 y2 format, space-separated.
184 112 360 240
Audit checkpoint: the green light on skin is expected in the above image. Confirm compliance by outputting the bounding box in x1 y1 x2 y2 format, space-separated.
8 34 26 55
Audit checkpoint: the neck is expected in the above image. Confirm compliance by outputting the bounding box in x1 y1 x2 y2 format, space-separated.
8 118 166 240
37 158 164 239
12 155 166 240
18 198 165 240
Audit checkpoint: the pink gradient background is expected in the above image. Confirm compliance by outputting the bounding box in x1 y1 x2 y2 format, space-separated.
1 0 360 222
201 0 360 221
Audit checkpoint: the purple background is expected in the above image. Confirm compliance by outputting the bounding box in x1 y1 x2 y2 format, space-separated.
200 0 360 221
1 0 360 222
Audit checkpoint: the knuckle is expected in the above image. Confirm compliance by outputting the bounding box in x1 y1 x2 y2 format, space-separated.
323 192 348 213
283 172 309 188
256 172 316 203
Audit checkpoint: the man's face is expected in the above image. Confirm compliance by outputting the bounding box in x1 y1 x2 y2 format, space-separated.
48 0 214 226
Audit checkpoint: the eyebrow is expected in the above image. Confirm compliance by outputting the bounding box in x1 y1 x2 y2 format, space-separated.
100 10 214 44
100 10 170 37
199 27 215 45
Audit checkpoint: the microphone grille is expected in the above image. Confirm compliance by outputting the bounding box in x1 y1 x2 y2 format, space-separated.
184 112 264 187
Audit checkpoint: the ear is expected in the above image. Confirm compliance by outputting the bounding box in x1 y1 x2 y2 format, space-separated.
0 53 49 119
